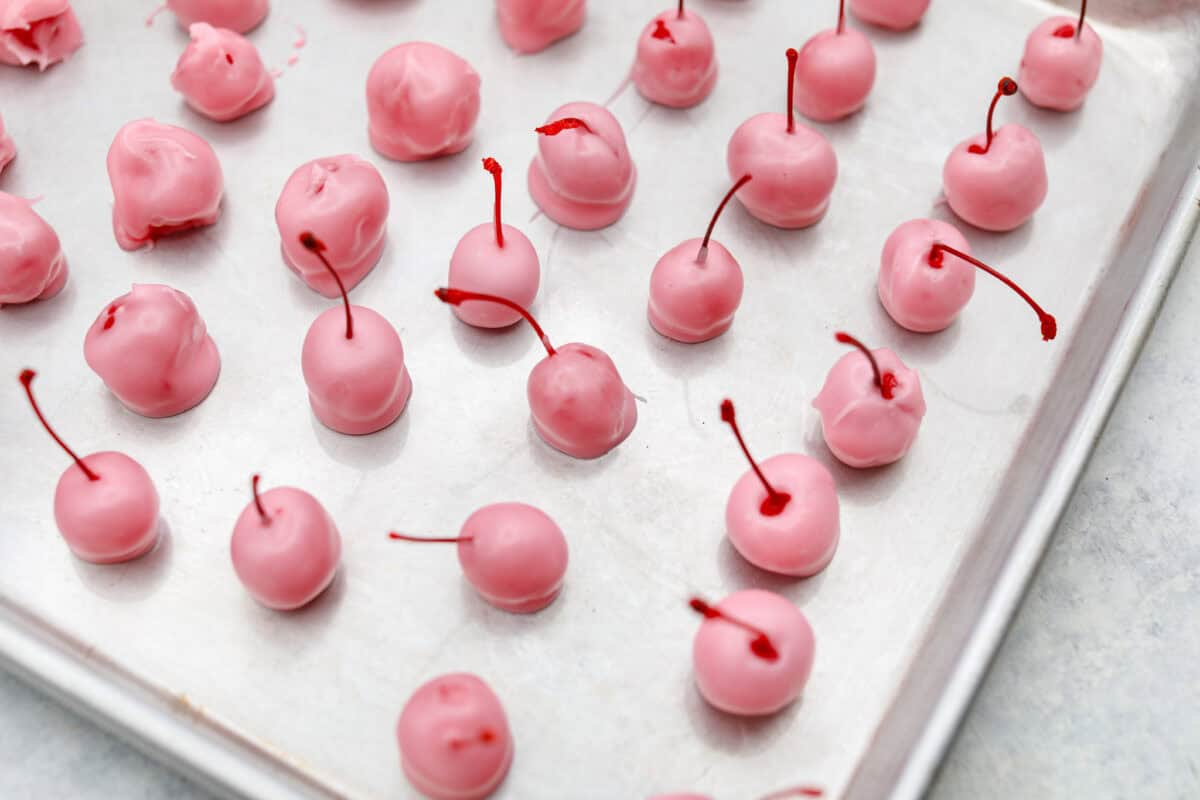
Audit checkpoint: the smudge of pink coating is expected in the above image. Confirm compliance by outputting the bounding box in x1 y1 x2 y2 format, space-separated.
877 218 975 333
726 113 837 229
456 502 568 613
942 123 1047 232
527 342 638 459
793 27 876 122
106 119 223 251
54 452 160 564
230 486 341 610
293 23 305 48
496 0 584 54
367 42 481 162
301 305 411 436
286 53 297 66
0 0 82 70
849 0 930 31
166 0 268 34
527 101 636 230
396 673 514 800
0 112 15 173
447 224 541 328
647 238 743 343
83 283 221 418
275 155 389 298
631 8 717 109
693 589 815 716
0 191 68 307
170 23 274 122
813 347 926 468
1018 16 1103 112
725 453 840 577
145 4 166 27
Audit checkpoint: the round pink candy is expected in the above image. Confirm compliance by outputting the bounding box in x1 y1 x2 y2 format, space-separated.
448 224 540 328
693 589 815 716
496 0 585 54
84 284 221 418
793 28 876 122
726 113 837 228
0 192 68 307
457 502 568 613
106 119 224 251
54 452 160 564
1018 16 1103 112
631 8 717 109
170 23 274 122
166 0 268 33
367 42 481 162
230 486 341 610
527 342 638 459
0 113 14 174
849 0 930 30
275 155 390 298
0 0 83 70
647 238 743 343
877 218 974 333
943 123 1047 232
396 673 514 800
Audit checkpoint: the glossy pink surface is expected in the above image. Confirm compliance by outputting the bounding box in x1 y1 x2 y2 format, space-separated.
726 113 837 228
0 113 14 174
631 8 717 109
0 192 68 307
1018 16 1103 112
275 155 389 298
396 673 513 800
54 452 160 564
84 284 221 418
793 28 876 122
647 238 743 343
166 0 268 33
877 218 974 333
943 123 1047 232
693 589 815 716
0 0 82 70
301 305 411 435
230 486 341 610
448 224 540 328
106 119 223 250
457 502 568 613
849 0 930 30
367 42 480 162
170 23 274 122
528 102 636 230
527 342 637 459
496 0 584 54
813 347 925 468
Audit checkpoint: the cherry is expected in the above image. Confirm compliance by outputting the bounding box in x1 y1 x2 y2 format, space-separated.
534 117 592 136
481 157 505 248
435 288 556 356
19 369 98 481
1054 0 1087 38
968 77 1019 155
928 244 1057 340
697 174 752 262
720 399 792 516
834 332 898 399
299 232 353 339
689 597 779 661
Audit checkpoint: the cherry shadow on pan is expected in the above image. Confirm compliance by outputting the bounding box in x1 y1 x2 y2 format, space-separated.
800 422 913 507
449 313 539 369
182 101 274 147
0 275 80 334
461 578 569 635
715 537 831 609
524 421 626 481
242 566 349 649
641 321 737 382
70 517 174 603
308 402 412 470
683 677 803 755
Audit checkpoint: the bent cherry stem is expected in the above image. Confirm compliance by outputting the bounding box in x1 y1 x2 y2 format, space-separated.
19 369 99 481
720 399 792 516
837 0 846 34
1055 0 1087 38
251 474 271 524
786 48 799 133
689 597 780 661
435 288 556 355
299 232 354 339
481 158 505 248
928 244 1058 341
698 174 752 262
535 118 592 136
388 531 473 544
834 332 898 399
969 77 1018 155
759 788 825 800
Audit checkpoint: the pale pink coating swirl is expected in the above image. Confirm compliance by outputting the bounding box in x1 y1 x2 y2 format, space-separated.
0 0 82 70
170 23 274 122
631 8 717 109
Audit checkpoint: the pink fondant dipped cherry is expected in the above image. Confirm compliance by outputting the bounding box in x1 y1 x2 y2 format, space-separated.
496 0 584 54
879 218 1058 338
632 0 717 109
396 673 513 800
0 113 14 174
166 0 268 33
793 0 876 122
1018 1 1102 112
727 49 837 229
170 23 274 122
389 502 568 613
0 0 83 70
689 591 815 716
299 233 411 435
448 158 541 328
230 474 341 610
943 77 1047 232
813 332 925 468
849 0 929 31
84 284 221 418
528 104 637 230
435 288 637 459
276 155 389 298
20 370 160 564
648 174 750 343
0 192 68 307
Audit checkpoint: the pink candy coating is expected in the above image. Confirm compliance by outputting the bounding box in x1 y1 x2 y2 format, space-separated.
0 113 14 174
877 218 974 333
943 123 1047 232
84 284 221 418
849 0 930 31
726 113 837 229
693 589 815 716
456 502 568 613
527 342 637 459
0 0 82 70
275 155 390 298
367 42 481 163
793 28 876 122
448 224 541 328
631 8 717 109
528 102 637 230
813 347 925 468
647 238 743 343
166 0 268 34
0 192 68 307
725 454 840 577
1018 17 1103 112
301 305 412 436
54 452 160 564
496 0 584 54
396 673 514 800
230 485 341 610
170 23 274 122
106 119 224 251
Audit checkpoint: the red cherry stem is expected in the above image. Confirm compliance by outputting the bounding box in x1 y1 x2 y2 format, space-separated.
786 48 799 133
299 232 353 339
388 532 473 543
928 244 1058 341
482 157 505 248
678 0 684 18
698 174 753 262
837 0 846 34
834 332 897 400
970 77 1018 155
535 118 592 136
760 788 825 800
1078 0 1087 39
719 399 791 516
251 473 270 524
434 288 556 357
18 369 99 481
689 597 780 661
